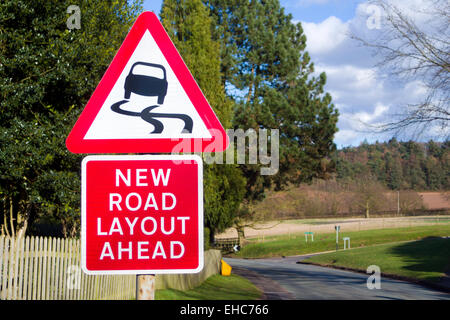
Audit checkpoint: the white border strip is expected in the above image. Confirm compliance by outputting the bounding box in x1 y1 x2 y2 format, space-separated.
81 154 204 275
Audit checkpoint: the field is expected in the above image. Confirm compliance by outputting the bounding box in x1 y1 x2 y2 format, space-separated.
419 192 450 210
217 216 450 239
240 187 450 222
231 224 450 259
302 237 450 284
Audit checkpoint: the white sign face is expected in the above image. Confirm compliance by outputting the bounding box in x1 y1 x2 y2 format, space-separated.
84 30 212 140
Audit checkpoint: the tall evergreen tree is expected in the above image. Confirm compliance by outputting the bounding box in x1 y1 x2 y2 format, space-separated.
385 152 403 190
205 0 339 200
160 0 246 244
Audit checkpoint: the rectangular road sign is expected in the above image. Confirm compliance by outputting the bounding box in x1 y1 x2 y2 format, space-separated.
81 155 203 275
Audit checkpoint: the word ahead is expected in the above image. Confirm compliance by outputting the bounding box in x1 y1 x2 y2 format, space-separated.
81 155 203 275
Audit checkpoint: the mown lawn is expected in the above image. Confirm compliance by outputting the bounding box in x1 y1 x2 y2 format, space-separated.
302 237 450 283
155 274 262 300
232 224 450 258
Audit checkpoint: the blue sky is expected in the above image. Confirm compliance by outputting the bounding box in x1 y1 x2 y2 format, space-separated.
280 0 360 23
143 0 360 22
143 0 162 14
142 0 439 148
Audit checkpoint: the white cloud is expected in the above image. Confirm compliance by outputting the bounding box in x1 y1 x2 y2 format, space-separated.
354 103 388 124
334 129 359 146
299 0 442 147
313 63 387 111
320 64 377 90
335 103 391 147
302 16 349 55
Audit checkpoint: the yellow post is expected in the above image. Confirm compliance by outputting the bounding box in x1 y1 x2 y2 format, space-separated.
221 259 232 276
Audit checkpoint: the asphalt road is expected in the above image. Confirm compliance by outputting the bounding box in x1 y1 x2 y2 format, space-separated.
224 256 450 300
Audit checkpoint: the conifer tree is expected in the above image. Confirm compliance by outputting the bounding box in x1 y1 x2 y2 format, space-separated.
161 0 246 244
205 0 339 200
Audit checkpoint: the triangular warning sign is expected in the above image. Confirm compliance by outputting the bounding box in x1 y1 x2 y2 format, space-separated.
66 11 229 154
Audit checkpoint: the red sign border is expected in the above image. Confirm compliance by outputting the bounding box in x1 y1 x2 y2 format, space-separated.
80 154 204 275
66 11 229 154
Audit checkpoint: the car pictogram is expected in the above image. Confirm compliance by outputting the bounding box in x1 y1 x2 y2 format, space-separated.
124 62 168 104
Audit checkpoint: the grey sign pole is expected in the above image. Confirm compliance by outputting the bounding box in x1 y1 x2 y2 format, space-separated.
136 274 156 300
335 225 340 251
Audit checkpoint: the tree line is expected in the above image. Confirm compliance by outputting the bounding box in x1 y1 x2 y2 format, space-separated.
0 0 339 242
334 139 449 191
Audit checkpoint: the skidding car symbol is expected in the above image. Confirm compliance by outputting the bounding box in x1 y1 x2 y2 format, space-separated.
124 62 168 104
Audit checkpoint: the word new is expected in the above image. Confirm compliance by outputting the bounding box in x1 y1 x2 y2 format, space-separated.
110 168 175 212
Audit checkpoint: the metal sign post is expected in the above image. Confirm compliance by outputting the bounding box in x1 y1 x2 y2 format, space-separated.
335 225 340 251
137 274 156 300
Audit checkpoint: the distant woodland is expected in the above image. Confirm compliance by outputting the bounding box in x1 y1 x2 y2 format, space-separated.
253 139 449 220
333 139 449 191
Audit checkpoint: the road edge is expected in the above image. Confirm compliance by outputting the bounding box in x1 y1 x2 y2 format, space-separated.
297 260 450 294
231 266 295 300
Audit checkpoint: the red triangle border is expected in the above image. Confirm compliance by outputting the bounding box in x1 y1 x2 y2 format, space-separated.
66 11 229 154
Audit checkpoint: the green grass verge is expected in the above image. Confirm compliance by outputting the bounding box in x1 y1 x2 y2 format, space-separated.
232 224 450 259
302 237 450 283
155 274 262 300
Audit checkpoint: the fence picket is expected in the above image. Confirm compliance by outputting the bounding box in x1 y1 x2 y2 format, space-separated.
16 237 25 300
98 275 102 300
106 271 112 300
1 237 9 300
80 268 85 300
50 237 56 300
7 237 15 300
22 236 30 300
66 239 76 300
0 236 4 297
70 238 76 300
89 275 94 300
32 236 38 300
59 237 66 300
28 236 35 300
37 237 44 300
62 237 68 300
66 238 72 300
42 237 48 300
75 240 82 300
87 271 93 300
47 237 53 300
54 238 61 300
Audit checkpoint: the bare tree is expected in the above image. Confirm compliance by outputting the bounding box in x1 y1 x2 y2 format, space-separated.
349 176 389 218
398 190 425 214
352 0 449 139
233 200 281 245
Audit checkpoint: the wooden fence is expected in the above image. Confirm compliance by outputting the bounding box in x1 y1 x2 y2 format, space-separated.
0 235 135 300
213 237 240 252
